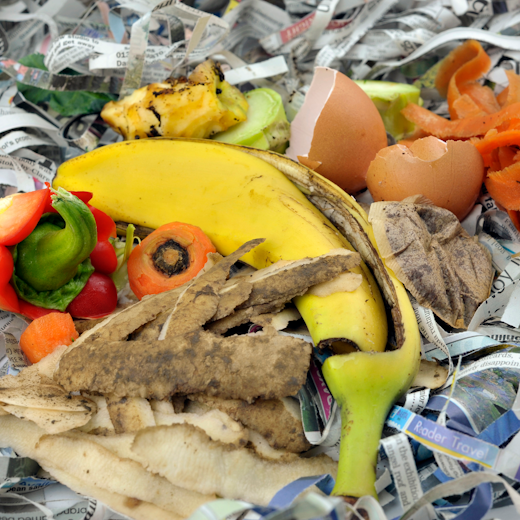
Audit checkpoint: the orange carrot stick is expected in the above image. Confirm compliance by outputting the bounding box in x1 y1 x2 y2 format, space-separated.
20 312 78 364
485 161 520 210
127 222 216 300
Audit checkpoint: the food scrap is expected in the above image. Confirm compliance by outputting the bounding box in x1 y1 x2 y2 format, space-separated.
369 197 494 329
3 187 119 320
101 59 248 140
127 221 217 300
4 1 520 518
54 240 361 400
286 66 387 194
401 40 520 233
19 312 78 364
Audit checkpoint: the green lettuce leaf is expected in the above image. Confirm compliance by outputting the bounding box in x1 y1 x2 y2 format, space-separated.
12 257 94 311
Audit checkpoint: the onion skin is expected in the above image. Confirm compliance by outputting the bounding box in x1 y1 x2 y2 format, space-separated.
366 136 485 221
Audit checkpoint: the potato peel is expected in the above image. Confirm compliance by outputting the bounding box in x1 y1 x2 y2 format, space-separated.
131 423 336 506
54 241 360 401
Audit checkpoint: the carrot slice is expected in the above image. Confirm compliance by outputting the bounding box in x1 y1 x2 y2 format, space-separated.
127 222 217 300
19 312 78 364
485 161 520 210
401 102 520 139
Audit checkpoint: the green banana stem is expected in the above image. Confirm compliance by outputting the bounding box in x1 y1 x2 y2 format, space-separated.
322 280 421 499
15 187 97 292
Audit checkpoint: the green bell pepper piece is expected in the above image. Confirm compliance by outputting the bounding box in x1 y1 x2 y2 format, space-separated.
14 187 97 292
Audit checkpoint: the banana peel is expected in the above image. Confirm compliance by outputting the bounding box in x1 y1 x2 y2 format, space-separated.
239 146 421 497
53 138 387 353
53 138 421 499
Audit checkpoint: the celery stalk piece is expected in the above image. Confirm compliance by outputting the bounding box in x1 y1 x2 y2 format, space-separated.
354 81 422 141
111 224 136 292
212 88 291 151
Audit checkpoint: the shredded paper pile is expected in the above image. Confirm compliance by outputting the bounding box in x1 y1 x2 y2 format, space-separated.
2 0 520 518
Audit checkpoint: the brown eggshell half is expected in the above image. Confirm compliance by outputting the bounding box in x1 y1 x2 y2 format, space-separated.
287 67 387 194
366 136 485 221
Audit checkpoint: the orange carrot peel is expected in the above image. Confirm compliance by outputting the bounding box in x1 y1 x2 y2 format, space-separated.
401 102 520 140
400 40 520 233
485 162 520 211
435 40 495 120
472 130 520 167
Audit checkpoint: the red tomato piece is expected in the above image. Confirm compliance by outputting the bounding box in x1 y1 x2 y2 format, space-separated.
67 272 117 319
0 188 48 246
18 300 64 321
90 240 118 274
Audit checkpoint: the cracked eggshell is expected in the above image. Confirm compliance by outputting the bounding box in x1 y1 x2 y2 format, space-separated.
366 136 485 221
286 67 387 194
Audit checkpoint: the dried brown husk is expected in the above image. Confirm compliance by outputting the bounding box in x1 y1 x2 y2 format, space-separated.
54 331 312 401
105 395 155 434
0 367 96 433
369 198 494 329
